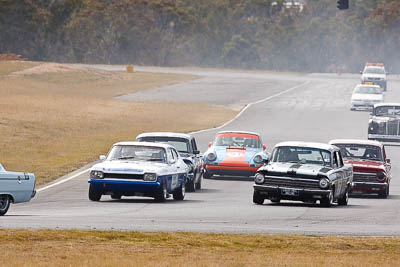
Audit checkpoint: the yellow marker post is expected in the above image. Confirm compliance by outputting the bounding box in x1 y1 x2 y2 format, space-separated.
126 65 134 73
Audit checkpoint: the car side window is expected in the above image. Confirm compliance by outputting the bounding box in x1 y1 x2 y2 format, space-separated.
167 148 175 164
336 151 344 168
382 146 387 161
172 148 179 161
332 153 338 169
191 138 198 152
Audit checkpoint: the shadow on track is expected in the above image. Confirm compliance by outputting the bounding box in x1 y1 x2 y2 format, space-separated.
207 176 254 182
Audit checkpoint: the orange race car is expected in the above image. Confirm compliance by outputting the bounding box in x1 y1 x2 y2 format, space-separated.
203 131 270 178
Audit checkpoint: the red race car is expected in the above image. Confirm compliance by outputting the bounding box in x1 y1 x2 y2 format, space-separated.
329 139 391 198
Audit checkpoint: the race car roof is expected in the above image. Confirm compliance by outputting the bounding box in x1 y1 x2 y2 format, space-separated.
136 132 192 140
217 131 261 137
274 141 338 152
329 139 383 148
112 141 175 150
374 103 400 108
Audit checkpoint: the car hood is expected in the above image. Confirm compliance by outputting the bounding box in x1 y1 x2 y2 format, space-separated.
258 162 332 177
371 116 400 123
211 146 264 163
91 160 168 175
344 159 385 172
352 93 383 101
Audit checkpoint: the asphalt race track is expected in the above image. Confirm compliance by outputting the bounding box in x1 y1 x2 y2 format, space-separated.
3 67 400 236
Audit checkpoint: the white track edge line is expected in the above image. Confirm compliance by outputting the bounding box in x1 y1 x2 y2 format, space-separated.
190 81 310 134
37 169 90 192
38 80 310 192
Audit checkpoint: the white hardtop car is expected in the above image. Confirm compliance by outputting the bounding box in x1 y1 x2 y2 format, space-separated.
351 84 384 111
360 63 388 90
88 141 190 202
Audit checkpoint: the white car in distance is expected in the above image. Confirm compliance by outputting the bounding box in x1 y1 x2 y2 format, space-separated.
351 84 384 111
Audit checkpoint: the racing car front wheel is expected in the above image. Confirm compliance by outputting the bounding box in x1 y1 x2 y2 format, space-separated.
203 172 213 179
154 179 167 202
253 190 264 205
173 180 185 201
88 185 102 201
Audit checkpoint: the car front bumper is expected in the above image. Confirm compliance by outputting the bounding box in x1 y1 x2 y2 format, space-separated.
350 182 388 194
351 102 377 110
253 184 330 201
89 179 161 195
205 165 261 177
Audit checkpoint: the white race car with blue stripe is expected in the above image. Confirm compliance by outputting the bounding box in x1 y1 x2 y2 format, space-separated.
88 142 189 202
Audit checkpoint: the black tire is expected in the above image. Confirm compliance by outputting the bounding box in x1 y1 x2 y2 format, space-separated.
195 173 202 190
320 189 334 207
154 179 167 202
173 179 186 200
270 197 280 204
111 194 121 200
338 188 349 206
0 195 11 216
253 190 264 205
187 174 196 192
378 185 389 199
88 184 102 201
203 172 213 179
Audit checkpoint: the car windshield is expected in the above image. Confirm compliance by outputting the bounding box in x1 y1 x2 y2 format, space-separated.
271 146 331 167
333 144 382 162
107 145 167 163
354 86 382 95
375 106 400 116
364 67 385 74
137 136 190 153
214 134 261 148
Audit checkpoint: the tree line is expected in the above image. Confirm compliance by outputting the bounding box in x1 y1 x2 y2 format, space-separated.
1 0 399 72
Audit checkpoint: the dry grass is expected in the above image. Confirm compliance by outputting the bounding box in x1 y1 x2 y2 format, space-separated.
0 61 236 184
1 230 400 266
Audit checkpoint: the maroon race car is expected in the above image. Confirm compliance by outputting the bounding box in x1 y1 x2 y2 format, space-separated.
329 139 391 198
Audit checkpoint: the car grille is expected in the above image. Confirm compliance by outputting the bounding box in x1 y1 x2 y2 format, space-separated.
387 121 400 135
264 176 320 189
103 173 144 180
353 172 377 183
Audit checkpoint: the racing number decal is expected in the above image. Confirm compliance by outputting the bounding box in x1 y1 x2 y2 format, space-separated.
228 152 243 158
171 174 178 189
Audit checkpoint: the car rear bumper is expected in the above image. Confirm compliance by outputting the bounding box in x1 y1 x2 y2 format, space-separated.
253 184 330 201
350 182 388 194
89 179 160 195
368 134 400 142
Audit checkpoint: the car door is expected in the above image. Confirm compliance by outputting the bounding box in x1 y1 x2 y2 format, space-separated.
166 148 179 191
382 145 391 182
191 137 201 174
334 151 349 197
0 170 32 202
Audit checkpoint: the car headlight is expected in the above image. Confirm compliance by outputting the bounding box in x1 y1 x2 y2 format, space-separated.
207 152 216 161
90 170 104 179
253 155 263 164
144 173 157 181
376 171 386 182
254 173 265 184
319 178 330 189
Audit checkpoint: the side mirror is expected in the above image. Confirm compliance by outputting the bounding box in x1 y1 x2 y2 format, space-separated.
360 71 363 74
208 142 212 147
263 144 267 150
263 158 270 164
386 159 391 163
193 150 200 155
99 155 106 161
